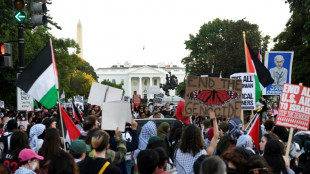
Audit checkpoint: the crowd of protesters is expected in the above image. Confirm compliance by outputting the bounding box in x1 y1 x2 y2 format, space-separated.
0 89 310 174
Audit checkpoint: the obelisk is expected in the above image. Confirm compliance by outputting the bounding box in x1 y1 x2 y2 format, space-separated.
77 19 83 58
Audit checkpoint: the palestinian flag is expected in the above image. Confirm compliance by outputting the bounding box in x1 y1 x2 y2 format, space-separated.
72 101 84 124
60 106 81 140
247 113 260 150
244 41 274 102
16 39 58 109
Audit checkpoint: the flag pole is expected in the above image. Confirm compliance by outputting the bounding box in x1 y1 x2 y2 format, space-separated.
243 31 248 72
57 90 67 151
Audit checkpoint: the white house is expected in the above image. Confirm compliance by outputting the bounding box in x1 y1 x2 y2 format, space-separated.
95 62 186 104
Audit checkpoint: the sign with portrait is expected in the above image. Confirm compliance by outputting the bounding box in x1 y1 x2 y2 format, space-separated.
275 83 310 131
230 73 256 110
263 51 294 95
185 76 242 118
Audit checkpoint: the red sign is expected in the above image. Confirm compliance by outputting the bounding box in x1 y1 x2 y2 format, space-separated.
276 83 310 131
133 95 141 105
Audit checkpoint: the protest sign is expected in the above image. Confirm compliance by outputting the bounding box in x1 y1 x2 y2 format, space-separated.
230 73 256 110
17 87 34 111
0 100 4 109
275 83 310 131
185 76 242 118
101 101 132 132
74 95 84 110
149 86 161 94
154 93 164 104
88 82 123 106
133 95 141 105
264 51 294 95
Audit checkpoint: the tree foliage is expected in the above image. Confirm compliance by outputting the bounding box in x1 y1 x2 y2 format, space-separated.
0 1 97 107
273 0 310 86
182 18 270 78
101 80 125 95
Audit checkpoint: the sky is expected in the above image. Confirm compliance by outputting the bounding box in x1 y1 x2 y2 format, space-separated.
49 0 291 69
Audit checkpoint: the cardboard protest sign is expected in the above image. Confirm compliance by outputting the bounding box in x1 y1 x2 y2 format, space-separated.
101 101 132 132
88 82 123 106
185 76 242 118
230 73 256 110
149 86 161 94
275 83 310 131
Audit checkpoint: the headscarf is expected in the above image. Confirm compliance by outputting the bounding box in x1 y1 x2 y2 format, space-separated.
29 124 45 153
236 135 252 148
134 121 157 160
228 118 244 141
157 122 169 139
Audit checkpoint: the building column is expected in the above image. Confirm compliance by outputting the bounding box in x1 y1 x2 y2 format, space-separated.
128 77 131 97
149 77 153 98
139 77 142 95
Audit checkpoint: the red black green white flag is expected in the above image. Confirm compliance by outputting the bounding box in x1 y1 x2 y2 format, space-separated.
16 39 58 109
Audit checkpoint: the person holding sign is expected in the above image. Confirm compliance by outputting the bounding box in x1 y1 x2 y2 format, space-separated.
174 110 218 174
176 89 190 124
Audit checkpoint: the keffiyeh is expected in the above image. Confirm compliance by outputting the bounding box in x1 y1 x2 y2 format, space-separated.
228 118 244 141
29 124 45 153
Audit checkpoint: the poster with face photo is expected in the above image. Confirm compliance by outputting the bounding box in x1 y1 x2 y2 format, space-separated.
263 51 294 95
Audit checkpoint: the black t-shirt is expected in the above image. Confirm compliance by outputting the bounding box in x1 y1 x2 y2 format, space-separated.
161 110 171 118
78 157 120 174
3 153 19 173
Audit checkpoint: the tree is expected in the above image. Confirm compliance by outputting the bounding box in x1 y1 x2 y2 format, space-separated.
0 1 97 107
175 81 185 97
101 80 125 95
273 0 310 86
182 18 270 78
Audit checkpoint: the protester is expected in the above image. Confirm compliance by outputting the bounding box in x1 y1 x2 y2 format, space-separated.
69 139 90 163
236 135 256 155
154 147 169 174
29 123 45 153
79 115 98 140
42 118 57 129
78 129 120 174
14 148 44 174
199 156 227 174
174 110 218 174
157 122 170 140
248 155 272 174
38 128 63 173
222 147 251 174
263 140 294 174
137 149 159 174
48 150 78 174
2 130 30 173
0 119 18 154
176 89 190 124
161 103 171 118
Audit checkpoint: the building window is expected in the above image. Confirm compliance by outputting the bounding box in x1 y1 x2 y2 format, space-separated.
134 91 137 95
121 79 124 85
143 79 147 85
112 79 116 83
154 79 158 86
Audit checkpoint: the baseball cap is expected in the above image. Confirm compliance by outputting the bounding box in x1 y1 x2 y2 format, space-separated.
69 140 91 155
18 148 44 162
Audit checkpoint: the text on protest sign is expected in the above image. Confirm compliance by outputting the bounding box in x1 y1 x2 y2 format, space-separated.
276 84 310 131
133 95 141 105
230 73 256 110
185 76 242 118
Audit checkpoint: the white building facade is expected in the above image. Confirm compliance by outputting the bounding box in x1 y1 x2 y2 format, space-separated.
95 63 186 104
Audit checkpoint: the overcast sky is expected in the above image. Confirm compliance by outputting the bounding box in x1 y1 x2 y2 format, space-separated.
49 0 291 69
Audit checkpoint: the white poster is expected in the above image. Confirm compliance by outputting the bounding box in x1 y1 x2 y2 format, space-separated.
88 82 123 106
149 86 161 94
101 101 132 132
230 73 255 110
74 95 84 110
17 87 34 111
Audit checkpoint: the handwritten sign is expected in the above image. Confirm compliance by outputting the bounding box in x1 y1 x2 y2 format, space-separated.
185 76 242 118
17 87 34 111
230 73 256 110
276 83 310 131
